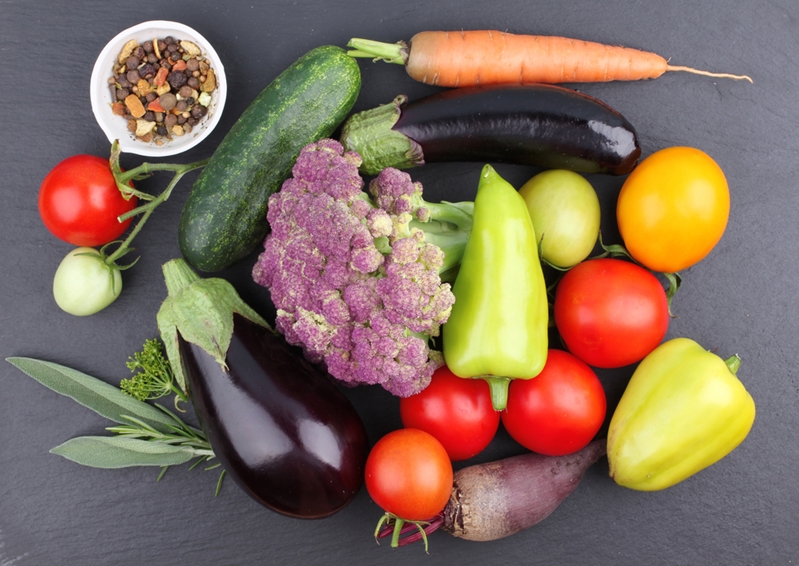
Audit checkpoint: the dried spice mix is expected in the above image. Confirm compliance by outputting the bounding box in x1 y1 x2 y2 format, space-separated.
108 36 217 145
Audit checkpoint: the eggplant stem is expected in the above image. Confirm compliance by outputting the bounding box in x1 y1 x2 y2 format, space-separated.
161 258 202 296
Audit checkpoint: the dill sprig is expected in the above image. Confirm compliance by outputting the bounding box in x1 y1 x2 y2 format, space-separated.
121 338 188 405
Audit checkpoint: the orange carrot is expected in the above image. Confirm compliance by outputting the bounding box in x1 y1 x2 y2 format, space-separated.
347 31 752 86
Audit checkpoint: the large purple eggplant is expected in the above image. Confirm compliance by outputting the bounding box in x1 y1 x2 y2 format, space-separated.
158 259 368 519
340 84 641 176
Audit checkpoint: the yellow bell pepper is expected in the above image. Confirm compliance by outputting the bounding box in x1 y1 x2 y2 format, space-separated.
608 337 755 491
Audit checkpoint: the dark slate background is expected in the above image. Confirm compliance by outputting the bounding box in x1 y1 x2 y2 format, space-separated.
1 1 796 564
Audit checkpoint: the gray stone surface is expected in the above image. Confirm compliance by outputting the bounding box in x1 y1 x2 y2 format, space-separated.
1 1 795 564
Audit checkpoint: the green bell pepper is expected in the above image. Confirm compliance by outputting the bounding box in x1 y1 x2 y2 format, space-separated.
442 165 549 411
608 337 756 491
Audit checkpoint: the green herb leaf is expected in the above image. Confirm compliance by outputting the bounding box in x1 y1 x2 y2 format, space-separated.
6 357 177 434
50 436 196 468
120 338 187 404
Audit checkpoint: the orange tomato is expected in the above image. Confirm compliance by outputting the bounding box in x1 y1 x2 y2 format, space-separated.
616 147 729 273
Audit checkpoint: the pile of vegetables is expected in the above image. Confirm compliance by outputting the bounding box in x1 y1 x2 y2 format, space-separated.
18 26 758 553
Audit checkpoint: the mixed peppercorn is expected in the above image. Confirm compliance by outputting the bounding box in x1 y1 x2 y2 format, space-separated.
108 36 217 145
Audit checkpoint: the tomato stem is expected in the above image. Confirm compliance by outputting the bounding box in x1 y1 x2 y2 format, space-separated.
373 513 432 552
594 231 683 317
662 272 682 317
103 140 209 267
390 518 406 547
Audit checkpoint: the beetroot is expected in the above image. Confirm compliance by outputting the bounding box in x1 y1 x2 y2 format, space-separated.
379 440 606 545
444 439 607 541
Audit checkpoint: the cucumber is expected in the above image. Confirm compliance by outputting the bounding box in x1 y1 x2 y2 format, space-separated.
178 45 361 272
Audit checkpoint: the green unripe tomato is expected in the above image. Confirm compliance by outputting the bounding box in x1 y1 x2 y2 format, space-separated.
53 247 122 316
519 170 600 268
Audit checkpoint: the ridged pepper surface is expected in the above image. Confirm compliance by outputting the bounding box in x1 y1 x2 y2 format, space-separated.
608 337 756 491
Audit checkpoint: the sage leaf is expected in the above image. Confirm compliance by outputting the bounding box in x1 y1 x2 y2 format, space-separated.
50 436 197 468
6 357 177 434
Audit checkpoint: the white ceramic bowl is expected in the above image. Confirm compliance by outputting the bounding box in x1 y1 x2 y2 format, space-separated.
90 20 227 157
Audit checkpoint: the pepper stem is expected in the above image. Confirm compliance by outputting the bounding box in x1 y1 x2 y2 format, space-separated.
725 354 742 375
482 376 511 411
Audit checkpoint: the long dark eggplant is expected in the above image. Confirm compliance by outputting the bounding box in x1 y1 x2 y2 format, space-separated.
340 84 641 176
157 259 368 519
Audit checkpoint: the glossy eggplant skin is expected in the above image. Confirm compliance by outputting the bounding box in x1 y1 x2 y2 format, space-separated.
394 84 641 175
179 314 368 519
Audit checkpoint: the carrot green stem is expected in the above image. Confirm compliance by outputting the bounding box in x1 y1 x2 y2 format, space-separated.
347 38 408 65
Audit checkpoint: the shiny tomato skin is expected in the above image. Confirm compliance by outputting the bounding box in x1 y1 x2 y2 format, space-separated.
39 155 136 246
519 169 601 268
617 146 729 273
553 258 669 369
52 247 122 316
365 428 453 521
400 365 500 461
502 349 606 456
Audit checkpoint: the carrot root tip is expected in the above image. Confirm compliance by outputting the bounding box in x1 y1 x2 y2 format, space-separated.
666 65 753 83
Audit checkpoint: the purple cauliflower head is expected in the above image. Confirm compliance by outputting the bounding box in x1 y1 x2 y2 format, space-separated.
369 167 430 222
252 139 456 397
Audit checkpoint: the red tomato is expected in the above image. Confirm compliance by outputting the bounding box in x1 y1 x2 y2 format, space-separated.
553 258 669 368
502 349 606 456
365 428 453 521
400 366 500 461
39 155 137 246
